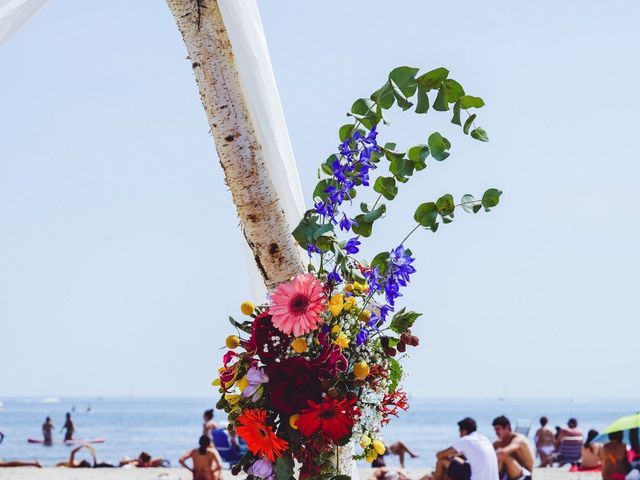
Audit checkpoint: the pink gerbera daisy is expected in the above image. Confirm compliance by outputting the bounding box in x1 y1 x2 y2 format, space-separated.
269 274 325 336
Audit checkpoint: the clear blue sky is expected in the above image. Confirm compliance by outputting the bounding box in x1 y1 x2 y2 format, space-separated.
1 0 639 399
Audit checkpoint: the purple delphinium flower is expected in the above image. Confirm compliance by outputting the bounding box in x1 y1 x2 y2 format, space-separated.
339 214 358 232
306 243 321 257
327 269 343 286
344 237 361 254
356 328 370 346
364 265 382 292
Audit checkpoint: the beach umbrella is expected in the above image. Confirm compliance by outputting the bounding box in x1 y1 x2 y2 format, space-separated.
594 413 640 444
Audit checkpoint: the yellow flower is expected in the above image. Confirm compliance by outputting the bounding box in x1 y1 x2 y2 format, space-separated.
366 450 378 463
225 335 240 349
236 375 249 392
328 294 344 316
343 296 357 312
359 435 372 449
359 309 372 323
331 324 342 334
289 414 300 430
335 332 349 349
353 282 365 293
373 440 386 455
345 284 354 293
225 393 241 405
353 361 370 379
211 378 221 386
240 301 254 316
291 338 308 353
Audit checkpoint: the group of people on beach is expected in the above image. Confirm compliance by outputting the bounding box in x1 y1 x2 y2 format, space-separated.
534 416 640 480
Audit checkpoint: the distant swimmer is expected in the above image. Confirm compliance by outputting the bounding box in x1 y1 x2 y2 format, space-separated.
179 435 222 480
42 417 54 446
62 412 74 442
56 444 114 468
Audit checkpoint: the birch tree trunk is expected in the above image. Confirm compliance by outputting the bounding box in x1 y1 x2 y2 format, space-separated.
166 0 304 289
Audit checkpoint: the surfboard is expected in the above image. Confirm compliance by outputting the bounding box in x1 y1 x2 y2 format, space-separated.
28 438 106 445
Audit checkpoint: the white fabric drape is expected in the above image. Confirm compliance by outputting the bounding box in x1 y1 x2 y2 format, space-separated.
217 0 307 301
0 0 47 45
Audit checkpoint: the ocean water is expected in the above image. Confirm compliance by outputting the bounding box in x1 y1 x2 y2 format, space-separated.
0 397 636 468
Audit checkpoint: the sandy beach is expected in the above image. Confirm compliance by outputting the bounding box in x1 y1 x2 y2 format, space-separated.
0 468 599 480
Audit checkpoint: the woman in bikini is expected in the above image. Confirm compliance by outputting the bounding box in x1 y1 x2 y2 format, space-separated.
179 435 222 480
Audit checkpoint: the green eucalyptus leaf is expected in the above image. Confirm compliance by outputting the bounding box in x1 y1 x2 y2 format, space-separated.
374 176 398 200
382 143 406 162
371 251 390 274
414 202 438 227
416 67 449 90
388 66 419 97
349 98 378 129
445 79 465 103
461 194 482 214
463 114 476 135
481 188 502 210
408 144 429 171
433 83 449 111
428 132 451 161
339 124 355 142
470 127 489 142
451 100 462 126
390 157 415 182
390 79 414 111
436 193 455 216
459 95 485 109
370 82 395 110
275 456 294 480
352 204 386 237
315 235 334 251
415 85 429 114
313 179 332 201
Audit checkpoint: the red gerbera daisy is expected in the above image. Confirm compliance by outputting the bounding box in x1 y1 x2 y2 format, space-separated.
296 397 359 443
235 409 288 462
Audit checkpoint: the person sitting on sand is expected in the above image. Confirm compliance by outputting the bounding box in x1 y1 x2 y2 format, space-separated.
580 429 602 470
556 418 583 446
492 415 534 480
56 444 114 468
370 467 412 480
202 409 219 439
42 416 54 446
600 431 628 480
119 451 166 468
534 416 555 467
180 435 223 480
424 417 498 480
371 441 419 469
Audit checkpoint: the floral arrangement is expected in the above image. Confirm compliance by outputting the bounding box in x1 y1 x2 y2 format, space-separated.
214 66 501 480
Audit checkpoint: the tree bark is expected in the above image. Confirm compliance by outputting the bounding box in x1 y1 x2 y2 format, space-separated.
166 0 304 289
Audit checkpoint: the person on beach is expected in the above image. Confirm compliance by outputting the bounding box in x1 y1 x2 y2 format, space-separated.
0 459 42 468
119 451 166 467
492 415 534 480
62 412 74 442
580 429 602 470
534 416 555 467
600 431 628 480
203 409 219 439
179 435 223 480
372 441 419 469
56 444 114 468
0 430 4 445
42 416 54 446
556 418 583 445
425 417 499 480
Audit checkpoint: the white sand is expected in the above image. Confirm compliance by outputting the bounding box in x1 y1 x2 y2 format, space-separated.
0 468 599 480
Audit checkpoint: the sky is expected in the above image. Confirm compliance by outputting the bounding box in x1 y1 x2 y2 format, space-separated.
1 0 639 399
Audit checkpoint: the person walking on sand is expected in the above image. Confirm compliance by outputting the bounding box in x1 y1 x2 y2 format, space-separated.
426 417 499 480
492 415 534 480
42 416 54 446
61 412 74 442
179 435 222 480
202 409 218 439
534 416 555 467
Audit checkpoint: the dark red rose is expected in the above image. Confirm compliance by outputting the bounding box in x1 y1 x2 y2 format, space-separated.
247 313 290 363
266 357 323 415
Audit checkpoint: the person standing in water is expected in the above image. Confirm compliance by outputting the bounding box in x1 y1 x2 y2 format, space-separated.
179 435 222 480
42 417 54 446
62 412 74 442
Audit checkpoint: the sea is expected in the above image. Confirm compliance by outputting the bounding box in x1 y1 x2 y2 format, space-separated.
0 397 636 468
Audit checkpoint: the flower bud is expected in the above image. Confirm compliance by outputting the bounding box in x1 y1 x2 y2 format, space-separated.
225 335 240 349
289 414 300 430
291 338 308 353
353 361 370 380
373 440 386 455
240 301 254 315
359 435 372 448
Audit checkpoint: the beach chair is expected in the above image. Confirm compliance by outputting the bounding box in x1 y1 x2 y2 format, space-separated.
212 428 247 468
554 436 583 466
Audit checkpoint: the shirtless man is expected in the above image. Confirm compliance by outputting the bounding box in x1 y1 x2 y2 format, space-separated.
42 417 54 446
179 435 222 480
56 444 113 468
556 418 583 446
534 416 555 467
600 431 628 480
492 416 534 480
119 452 165 467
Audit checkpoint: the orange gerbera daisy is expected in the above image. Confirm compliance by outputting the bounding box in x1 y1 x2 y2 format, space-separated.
235 409 288 462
